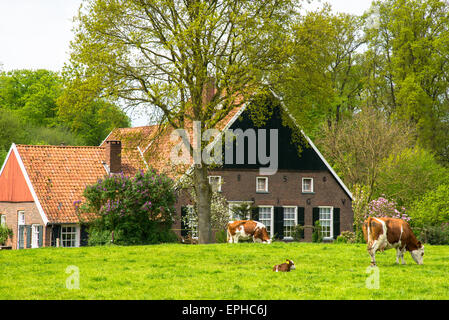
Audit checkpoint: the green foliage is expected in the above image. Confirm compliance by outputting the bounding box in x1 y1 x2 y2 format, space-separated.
78 169 177 246
312 220 323 243
335 231 356 244
214 230 228 244
87 229 116 246
0 108 80 164
0 69 130 153
375 147 449 207
57 89 130 145
292 224 305 242
364 0 449 163
415 224 449 245
275 5 365 139
0 69 62 127
0 224 13 245
352 184 370 243
409 184 449 228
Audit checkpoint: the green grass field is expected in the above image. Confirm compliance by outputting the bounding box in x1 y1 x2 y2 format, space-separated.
1 242 448 300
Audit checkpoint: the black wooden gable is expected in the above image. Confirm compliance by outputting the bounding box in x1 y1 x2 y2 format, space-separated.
222 104 328 172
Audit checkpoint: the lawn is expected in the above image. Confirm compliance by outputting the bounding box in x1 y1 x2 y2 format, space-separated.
1 242 448 300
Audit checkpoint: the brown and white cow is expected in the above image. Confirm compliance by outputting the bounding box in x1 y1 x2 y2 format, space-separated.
227 220 272 244
363 217 424 266
273 259 296 272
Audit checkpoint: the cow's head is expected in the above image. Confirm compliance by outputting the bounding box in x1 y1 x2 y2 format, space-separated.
287 259 296 270
410 242 424 265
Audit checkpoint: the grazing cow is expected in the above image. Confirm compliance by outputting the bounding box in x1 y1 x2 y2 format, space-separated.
273 259 296 272
363 217 424 266
227 220 272 244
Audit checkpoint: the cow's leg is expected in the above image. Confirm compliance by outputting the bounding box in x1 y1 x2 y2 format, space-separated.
400 248 406 265
396 248 401 264
227 230 232 243
368 240 378 266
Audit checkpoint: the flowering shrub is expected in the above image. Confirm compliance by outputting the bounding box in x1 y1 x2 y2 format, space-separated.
367 197 411 222
76 169 178 245
336 231 356 243
0 224 13 245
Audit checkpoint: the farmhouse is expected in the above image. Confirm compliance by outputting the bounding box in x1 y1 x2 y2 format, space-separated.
0 96 353 249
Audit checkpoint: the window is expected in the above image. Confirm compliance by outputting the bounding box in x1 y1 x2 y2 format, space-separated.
302 178 314 193
319 207 333 239
18 211 25 225
283 207 297 239
0 215 5 226
259 206 273 237
208 176 222 192
186 206 198 239
256 177 268 193
31 225 40 249
61 226 78 248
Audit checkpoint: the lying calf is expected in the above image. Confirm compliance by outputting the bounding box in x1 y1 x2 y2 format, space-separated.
273 259 296 272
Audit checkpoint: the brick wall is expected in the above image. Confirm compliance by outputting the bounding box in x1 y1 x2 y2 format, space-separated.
174 169 353 242
0 202 48 249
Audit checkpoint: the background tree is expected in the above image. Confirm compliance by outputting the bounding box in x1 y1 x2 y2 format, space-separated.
67 0 297 243
274 6 365 139
364 0 449 164
317 107 415 200
374 147 449 207
0 68 130 163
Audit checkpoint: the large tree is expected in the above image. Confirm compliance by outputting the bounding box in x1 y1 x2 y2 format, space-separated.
274 5 365 139
364 0 449 164
67 0 297 243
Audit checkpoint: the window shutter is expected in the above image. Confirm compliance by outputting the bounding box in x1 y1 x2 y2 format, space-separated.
181 206 188 237
80 225 89 247
26 225 32 248
38 225 43 247
273 207 284 240
18 225 25 249
312 208 320 227
51 225 61 247
297 207 305 239
251 207 259 221
333 208 341 240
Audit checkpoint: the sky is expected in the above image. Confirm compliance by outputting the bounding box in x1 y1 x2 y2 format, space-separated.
0 0 374 127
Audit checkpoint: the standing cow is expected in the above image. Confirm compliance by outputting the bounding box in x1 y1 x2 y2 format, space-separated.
227 220 272 244
363 217 424 266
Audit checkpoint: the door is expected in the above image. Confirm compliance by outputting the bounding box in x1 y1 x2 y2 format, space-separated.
32 225 39 248
17 211 25 249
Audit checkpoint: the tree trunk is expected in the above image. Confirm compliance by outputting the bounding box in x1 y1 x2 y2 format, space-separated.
193 164 213 244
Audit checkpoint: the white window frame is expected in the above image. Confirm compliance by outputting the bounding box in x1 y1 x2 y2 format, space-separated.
256 177 269 193
258 206 274 238
60 225 80 248
282 206 297 240
18 211 25 225
318 206 333 240
302 177 314 193
228 201 253 221
0 214 5 226
31 224 40 249
208 176 222 192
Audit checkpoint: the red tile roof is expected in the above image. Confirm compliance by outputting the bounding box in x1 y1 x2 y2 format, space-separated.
15 105 244 224
16 144 145 224
105 107 244 179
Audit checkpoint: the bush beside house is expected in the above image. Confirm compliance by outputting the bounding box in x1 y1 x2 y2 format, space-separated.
77 169 178 246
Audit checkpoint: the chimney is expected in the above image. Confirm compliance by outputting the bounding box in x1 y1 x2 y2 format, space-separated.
105 140 122 174
202 77 216 105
